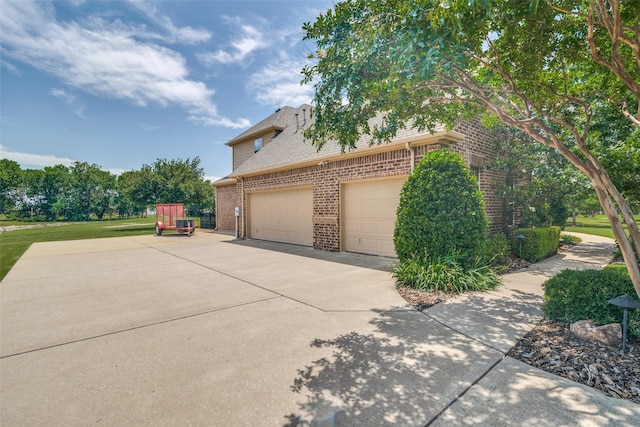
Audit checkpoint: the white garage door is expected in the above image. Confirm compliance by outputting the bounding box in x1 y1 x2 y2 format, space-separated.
248 188 313 246
342 178 406 257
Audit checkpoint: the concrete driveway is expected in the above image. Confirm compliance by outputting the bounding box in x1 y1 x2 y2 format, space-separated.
2 231 638 426
1 231 497 426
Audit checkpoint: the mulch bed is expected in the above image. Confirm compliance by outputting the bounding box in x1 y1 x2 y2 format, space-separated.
398 285 640 404
508 319 640 404
396 286 460 311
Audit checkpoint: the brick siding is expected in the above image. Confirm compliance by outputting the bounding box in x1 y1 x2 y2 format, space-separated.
451 119 509 234
217 119 507 251
215 184 238 231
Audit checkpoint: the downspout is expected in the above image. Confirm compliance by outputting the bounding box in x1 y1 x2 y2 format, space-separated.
405 141 415 171
214 185 219 231
240 176 245 238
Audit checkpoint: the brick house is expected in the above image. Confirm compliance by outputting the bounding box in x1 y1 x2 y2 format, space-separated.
214 104 508 257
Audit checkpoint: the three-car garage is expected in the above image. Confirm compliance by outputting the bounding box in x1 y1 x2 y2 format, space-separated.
246 177 406 258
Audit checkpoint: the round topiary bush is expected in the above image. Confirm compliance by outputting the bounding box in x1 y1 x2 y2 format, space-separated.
393 149 488 266
542 267 639 337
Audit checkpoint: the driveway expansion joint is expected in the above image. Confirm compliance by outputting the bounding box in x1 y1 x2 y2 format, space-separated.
0 296 282 359
416 307 513 426
145 244 332 313
423 355 505 426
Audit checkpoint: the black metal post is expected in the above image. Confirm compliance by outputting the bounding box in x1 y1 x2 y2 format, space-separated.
622 308 629 354
607 294 640 354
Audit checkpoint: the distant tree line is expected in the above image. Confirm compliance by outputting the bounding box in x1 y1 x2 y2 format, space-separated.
0 157 215 221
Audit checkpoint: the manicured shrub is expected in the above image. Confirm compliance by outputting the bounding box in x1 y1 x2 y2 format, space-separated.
513 226 561 261
393 254 502 293
481 232 511 267
393 149 488 267
543 268 640 337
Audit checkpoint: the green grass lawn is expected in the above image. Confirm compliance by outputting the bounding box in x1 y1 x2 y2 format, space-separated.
0 217 156 281
564 214 640 240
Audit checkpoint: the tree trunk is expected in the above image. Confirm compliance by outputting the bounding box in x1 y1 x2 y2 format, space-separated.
444 69 640 297
591 174 640 298
504 118 640 298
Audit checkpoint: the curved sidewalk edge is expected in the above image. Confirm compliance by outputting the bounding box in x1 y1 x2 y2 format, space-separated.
424 232 616 353
425 233 640 426
502 232 616 297
430 357 640 427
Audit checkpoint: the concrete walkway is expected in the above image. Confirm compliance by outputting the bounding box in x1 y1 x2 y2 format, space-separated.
0 231 638 426
426 232 640 426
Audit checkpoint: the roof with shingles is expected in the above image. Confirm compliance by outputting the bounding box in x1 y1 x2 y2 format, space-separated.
226 104 450 178
226 106 296 147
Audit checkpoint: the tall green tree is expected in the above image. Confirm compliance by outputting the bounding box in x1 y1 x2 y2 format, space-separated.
565 169 601 225
116 170 150 217
149 157 214 215
13 169 45 220
67 162 116 220
595 131 640 212
0 159 22 214
90 170 117 220
302 0 640 296
39 165 70 220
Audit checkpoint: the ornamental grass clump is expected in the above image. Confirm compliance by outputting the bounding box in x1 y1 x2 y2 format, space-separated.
393 254 501 293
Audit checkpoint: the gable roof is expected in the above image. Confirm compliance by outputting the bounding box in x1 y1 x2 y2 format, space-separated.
225 106 302 147
227 104 462 178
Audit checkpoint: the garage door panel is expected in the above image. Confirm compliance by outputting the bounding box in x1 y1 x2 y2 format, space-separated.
249 188 312 246
342 178 406 257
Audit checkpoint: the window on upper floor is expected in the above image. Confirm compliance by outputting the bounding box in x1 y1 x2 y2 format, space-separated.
470 166 481 189
254 137 263 153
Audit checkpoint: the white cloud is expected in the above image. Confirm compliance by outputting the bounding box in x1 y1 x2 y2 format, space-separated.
0 1 247 129
73 105 87 119
246 54 315 108
0 145 76 168
204 175 222 183
138 122 161 132
126 0 212 45
50 88 74 103
1 59 20 75
197 17 268 66
50 88 86 119
107 168 127 176
0 145 126 176
1 115 21 127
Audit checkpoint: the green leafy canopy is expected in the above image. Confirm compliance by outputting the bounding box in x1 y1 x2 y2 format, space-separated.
303 0 640 297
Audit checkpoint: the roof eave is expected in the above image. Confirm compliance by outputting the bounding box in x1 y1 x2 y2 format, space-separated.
230 130 464 179
212 177 237 186
225 125 286 147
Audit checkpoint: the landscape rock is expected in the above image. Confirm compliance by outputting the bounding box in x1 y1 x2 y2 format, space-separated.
569 320 622 347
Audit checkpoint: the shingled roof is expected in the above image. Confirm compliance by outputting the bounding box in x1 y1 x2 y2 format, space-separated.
226 104 456 178
225 106 293 147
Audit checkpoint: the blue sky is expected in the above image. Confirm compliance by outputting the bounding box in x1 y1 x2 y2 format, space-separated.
1 0 332 181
